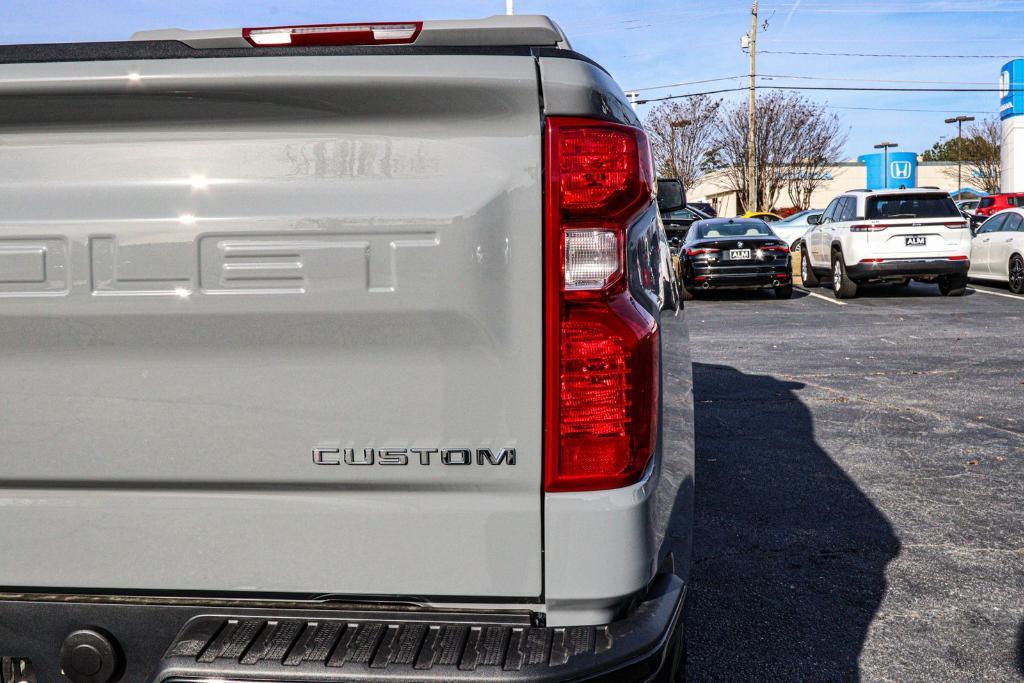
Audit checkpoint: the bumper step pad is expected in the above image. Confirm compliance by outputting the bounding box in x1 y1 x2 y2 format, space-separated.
162 618 606 679
161 615 613 680
157 574 682 681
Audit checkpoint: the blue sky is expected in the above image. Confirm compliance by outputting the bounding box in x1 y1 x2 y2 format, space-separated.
2 0 1022 157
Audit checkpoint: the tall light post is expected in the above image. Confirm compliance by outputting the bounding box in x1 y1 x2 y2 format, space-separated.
671 119 691 180
874 141 898 189
944 115 975 196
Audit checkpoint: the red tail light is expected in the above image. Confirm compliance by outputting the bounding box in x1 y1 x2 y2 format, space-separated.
687 247 720 256
760 245 790 253
850 224 889 232
544 117 659 493
943 221 968 229
242 22 422 47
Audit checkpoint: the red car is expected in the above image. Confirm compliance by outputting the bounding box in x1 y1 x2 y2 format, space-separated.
975 193 1024 218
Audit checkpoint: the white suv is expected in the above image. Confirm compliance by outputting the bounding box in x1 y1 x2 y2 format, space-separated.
801 188 971 298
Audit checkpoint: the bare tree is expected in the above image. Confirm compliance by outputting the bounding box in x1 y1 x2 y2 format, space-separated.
944 117 1001 194
644 97 721 189
713 92 846 212
787 106 847 209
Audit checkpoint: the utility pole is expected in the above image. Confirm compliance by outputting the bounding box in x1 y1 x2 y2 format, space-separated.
747 0 758 213
874 141 898 189
944 115 975 196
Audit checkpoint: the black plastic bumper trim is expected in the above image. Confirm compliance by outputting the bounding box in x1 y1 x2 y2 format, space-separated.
0 574 684 683
845 258 969 280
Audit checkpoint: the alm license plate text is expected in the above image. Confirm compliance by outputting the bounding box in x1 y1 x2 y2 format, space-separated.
729 249 752 260
905 235 927 246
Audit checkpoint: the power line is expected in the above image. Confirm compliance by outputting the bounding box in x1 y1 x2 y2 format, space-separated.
630 73 998 92
760 1 1024 13
635 85 1022 104
759 74 997 86
631 76 746 92
823 105 998 115
636 87 750 103
761 49 1024 58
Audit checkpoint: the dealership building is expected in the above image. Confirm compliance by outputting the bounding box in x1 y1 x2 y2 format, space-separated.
691 59 1024 215
1002 59 1023 192
690 157 978 217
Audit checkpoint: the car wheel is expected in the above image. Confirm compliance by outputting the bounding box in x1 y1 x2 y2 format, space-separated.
1009 255 1024 295
938 273 968 297
831 253 858 299
774 283 794 299
801 250 819 288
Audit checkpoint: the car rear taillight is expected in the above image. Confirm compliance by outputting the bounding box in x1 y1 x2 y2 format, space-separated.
760 245 789 253
943 221 968 229
850 224 889 232
686 247 720 256
544 117 658 493
242 22 422 47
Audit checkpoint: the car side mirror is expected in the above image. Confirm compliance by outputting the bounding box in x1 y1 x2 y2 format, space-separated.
807 214 821 225
657 178 687 214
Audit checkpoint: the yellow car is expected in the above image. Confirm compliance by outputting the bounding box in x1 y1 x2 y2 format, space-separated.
741 211 783 222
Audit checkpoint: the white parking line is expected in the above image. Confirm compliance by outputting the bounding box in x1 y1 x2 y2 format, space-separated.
968 287 1023 301
795 286 847 306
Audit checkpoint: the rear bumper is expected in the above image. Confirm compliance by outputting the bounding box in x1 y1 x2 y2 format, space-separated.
0 573 685 683
845 257 969 280
686 262 791 289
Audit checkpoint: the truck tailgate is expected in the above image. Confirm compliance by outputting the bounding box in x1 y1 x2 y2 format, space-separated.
0 55 543 598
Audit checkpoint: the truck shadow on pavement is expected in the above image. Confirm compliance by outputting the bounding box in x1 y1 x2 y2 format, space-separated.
1017 620 1024 676
684 363 901 682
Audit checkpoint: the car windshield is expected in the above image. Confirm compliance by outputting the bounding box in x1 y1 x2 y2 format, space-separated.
697 221 773 238
866 193 959 219
978 197 995 209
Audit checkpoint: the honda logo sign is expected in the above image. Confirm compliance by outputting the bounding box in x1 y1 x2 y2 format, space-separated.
890 161 912 180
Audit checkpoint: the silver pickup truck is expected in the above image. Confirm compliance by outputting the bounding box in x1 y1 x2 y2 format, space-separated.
0 15 694 683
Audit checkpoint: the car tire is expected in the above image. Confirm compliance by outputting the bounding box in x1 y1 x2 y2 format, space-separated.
831 253 858 299
1009 255 1024 295
938 273 968 297
801 250 819 288
775 284 794 299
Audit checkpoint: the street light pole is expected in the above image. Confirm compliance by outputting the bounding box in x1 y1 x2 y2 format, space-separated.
874 141 898 189
671 119 691 180
944 115 975 197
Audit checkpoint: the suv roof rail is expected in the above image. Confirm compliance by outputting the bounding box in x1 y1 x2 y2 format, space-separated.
847 188 872 193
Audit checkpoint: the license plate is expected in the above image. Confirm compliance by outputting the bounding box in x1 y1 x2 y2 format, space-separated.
905 235 927 246
729 249 752 260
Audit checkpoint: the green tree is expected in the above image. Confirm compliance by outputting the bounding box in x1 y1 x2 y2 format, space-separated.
921 117 1001 193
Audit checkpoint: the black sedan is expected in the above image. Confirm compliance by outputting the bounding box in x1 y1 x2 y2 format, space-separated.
662 204 713 250
678 217 793 300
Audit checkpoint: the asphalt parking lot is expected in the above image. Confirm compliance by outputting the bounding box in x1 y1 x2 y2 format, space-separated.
680 278 1024 682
